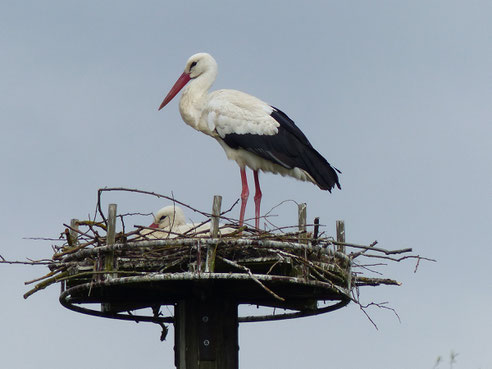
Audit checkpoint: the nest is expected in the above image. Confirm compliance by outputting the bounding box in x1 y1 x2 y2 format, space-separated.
17 188 433 328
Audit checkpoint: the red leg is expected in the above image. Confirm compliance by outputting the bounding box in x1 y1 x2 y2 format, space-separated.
239 167 249 226
253 170 262 229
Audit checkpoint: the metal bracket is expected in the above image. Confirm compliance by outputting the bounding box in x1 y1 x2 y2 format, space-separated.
198 301 216 361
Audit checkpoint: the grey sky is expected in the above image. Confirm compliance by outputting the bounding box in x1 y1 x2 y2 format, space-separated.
1 1 491 368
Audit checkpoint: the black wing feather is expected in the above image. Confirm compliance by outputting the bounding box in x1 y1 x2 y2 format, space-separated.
221 106 341 192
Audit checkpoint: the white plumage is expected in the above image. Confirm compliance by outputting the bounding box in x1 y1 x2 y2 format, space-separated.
138 205 235 239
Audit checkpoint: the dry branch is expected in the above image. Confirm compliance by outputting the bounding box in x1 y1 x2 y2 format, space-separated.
217 256 285 301
23 271 69 299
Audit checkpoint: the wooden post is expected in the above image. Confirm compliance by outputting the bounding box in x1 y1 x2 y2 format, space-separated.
62 218 79 293
298 203 308 279
312 217 320 246
69 219 79 247
102 204 117 312
298 203 307 235
205 196 222 273
210 195 222 238
336 220 345 253
105 204 117 273
336 220 351 289
174 296 238 369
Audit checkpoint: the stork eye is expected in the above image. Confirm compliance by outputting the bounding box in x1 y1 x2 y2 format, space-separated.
159 215 168 222
190 61 198 70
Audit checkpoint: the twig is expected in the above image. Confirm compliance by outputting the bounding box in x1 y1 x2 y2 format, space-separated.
22 237 65 241
220 198 239 216
25 268 65 285
98 187 210 217
349 240 378 258
56 270 147 282
358 303 379 330
359 301 401 323
97 188 107 225
76 220 107 230
0 259 53 266
413 255 433 272
53 239 98 259
333 240 411 256
217 256 285 301
267 248 347 287
359 254 436 263
23 271 70 299
62 223 97 241
354 276 401 287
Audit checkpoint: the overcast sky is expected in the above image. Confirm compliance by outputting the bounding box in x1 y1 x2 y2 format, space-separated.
1 1 491 368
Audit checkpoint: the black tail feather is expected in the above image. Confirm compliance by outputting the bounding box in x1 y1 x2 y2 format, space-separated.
301 147 341 192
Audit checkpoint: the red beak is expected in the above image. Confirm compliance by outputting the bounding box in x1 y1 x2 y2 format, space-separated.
158 72 191 110
149 223 159 229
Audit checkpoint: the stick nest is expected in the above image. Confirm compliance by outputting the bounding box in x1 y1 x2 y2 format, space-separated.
13 188 434 327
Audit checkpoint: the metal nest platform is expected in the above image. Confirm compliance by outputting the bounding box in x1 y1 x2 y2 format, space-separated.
59 236 352 324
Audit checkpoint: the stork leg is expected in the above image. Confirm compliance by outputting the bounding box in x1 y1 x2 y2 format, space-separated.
239 167 249 227
253 170 262 230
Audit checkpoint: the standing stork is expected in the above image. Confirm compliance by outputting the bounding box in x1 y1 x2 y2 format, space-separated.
158 53 341 229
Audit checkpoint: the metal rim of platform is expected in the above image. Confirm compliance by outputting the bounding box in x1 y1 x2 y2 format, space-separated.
59 272 351 324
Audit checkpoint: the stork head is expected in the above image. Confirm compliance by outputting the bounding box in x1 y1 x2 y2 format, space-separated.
184 53 217 79
158 53 218 110
149 205 186 229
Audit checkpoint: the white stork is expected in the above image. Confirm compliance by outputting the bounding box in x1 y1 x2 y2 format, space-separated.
149 205 187 230
139 205 235 239
158 53 341 229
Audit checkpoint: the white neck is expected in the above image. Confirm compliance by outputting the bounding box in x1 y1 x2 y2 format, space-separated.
179 68 217 132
